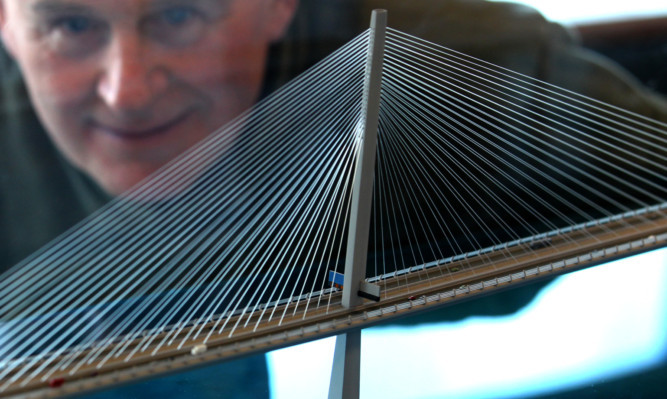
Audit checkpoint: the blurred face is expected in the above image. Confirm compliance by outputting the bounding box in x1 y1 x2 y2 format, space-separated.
0 0 296 195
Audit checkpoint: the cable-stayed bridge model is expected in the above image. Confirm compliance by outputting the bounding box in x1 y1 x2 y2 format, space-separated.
1 10 665 398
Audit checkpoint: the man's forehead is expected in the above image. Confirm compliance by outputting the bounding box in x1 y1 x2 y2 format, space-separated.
19 0 229 16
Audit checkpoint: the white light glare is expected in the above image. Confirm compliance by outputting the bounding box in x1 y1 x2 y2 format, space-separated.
488 0 667 24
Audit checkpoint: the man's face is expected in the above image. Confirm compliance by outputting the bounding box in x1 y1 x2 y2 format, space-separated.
0 0 295 195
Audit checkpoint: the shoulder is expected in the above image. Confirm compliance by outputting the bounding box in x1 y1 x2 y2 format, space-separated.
361 0 569 68
267 0 562 91
356 0 666 118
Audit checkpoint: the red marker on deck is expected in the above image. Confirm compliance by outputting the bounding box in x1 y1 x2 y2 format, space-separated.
49 377 65 388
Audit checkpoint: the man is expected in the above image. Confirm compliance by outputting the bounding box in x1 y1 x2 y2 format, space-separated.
1 0 665 397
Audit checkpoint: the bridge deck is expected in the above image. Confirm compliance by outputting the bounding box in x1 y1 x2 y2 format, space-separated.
2 209 666 398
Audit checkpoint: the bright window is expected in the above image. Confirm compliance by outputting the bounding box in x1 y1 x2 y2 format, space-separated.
489 0 667 24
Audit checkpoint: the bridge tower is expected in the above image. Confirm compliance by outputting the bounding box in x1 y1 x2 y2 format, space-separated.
329 9 387 399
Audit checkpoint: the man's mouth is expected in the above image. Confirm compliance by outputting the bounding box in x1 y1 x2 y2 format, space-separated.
91 110 193 141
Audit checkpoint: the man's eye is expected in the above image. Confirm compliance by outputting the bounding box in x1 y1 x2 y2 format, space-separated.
161 7 195 26
46 15 107 57
144 6 206 47
53 16 94 35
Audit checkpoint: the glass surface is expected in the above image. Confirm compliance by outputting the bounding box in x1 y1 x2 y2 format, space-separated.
268 247 667 398
1 1 665 398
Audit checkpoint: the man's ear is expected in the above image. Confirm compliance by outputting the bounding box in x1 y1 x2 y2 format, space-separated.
0 1 18 59
265 0 299 42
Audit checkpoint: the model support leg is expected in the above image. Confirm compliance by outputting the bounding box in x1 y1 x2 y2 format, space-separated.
328 331 362 399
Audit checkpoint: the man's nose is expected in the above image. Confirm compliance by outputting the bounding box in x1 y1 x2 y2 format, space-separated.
96 32 168 112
